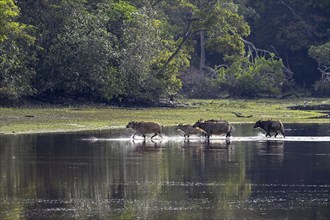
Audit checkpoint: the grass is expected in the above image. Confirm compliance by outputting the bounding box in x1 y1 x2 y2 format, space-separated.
0 98 329 134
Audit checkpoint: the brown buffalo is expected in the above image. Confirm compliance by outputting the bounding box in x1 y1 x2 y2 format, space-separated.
192 120 234 138
126 121 163 139
254 120 285 137
175 124 207 138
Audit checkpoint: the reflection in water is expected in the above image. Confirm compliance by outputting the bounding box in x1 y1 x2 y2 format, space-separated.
181 139 230 148
0 124 329 219
256 141 284 162
131 139 164 151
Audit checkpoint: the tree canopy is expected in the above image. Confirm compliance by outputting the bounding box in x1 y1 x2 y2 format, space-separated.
0 0 35 102
0 0 329 105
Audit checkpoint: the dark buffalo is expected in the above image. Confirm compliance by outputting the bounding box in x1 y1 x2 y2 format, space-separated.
175 124 207 138
254 120 285 137
126 121 163 139
192 120 234 138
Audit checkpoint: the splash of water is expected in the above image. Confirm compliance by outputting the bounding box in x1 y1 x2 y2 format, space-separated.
83 135 329 142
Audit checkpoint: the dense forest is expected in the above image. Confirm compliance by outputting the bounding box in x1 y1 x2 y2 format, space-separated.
1 0 329 106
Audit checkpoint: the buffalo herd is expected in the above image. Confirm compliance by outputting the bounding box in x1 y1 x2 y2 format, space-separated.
126 119 285 139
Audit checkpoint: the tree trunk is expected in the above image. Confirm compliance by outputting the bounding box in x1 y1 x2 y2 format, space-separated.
199 30 206 70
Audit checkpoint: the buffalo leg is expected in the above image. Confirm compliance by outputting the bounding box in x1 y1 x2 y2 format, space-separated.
151 133 158 139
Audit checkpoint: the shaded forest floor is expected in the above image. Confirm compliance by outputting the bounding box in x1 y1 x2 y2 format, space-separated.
0 98 329 134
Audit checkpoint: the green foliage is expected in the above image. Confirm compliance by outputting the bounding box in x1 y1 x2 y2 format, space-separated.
34 1 121 101
160 0 250 62
116 5 189 102
308 41 330 66
245 0 330 86
216 54 287 97
201 2 250 61
12 0 193 104
313 81 330 97
0 0 36 101
309 41 330 97
112 0 137 20
0 0 19 42
2 0 328 105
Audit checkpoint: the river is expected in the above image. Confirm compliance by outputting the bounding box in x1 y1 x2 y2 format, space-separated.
0 123 329 219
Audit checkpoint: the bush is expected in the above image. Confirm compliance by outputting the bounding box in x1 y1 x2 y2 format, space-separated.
314 81 330 97
216 55 287 98
180 68 222 98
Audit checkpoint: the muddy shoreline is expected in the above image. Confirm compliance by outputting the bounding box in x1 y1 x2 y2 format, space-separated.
288 104 330 119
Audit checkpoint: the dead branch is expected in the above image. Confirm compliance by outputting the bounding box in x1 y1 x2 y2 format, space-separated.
242 39 294 79
318 65 330 82
279 0 313 38
231 112 253 118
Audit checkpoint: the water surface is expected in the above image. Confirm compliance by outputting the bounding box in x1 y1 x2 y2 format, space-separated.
0 123 329 219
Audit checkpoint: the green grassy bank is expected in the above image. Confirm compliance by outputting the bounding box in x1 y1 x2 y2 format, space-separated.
0 98 329 134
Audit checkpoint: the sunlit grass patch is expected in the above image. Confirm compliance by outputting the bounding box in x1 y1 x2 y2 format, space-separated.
0 98 328 134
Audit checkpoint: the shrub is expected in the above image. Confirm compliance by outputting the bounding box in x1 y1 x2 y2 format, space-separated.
216 55 287 98
180 67 222 98
314 81 330 97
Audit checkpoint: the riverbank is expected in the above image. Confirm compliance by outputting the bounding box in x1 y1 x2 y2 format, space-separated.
0 98 329 134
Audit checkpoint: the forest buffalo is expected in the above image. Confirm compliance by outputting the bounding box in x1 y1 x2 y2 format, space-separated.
175 124 207 138
126 121 163 139
254 120 285 137
192 119 234 138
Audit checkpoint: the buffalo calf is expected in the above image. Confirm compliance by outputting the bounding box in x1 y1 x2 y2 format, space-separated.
126 121 163 139
175 124 207 138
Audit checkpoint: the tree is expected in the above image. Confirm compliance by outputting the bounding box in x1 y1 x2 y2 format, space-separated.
0 0 22 42
244 0 330 87
34 1 121 101
309 41 330 96
15 0 190 104
111 0 189 103
0 0 35 101
154 0 250 69
216 53 287 97
16 0 132 102
148 0 252 100
8 0 328 104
